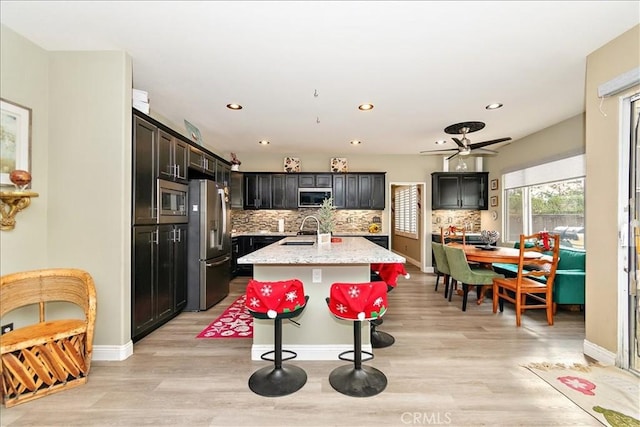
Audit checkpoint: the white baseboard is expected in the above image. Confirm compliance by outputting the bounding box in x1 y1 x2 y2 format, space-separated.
92 341 134 361
251 344 373 361
583 339 616 365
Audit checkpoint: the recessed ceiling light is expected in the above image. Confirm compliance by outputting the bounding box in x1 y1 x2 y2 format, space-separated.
350 140 362 145
227 103 243 110
485 103 503 110
358 103 374 111
435 139 447 145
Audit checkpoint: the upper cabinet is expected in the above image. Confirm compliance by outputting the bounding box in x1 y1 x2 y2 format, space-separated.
333 173 385 210
188 146 216 176
158 130 188 182
431 172 488 210
272 174 299 209
298 173 332 188
243 173 273 209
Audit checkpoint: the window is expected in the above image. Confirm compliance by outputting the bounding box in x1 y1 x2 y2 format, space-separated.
504 155 585 249
394 185 418 238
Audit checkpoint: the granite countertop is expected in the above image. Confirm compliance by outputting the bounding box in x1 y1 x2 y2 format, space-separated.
237 236 404 265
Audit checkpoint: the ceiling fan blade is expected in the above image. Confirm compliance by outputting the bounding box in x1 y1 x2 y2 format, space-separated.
446 152 459 161
419 149 457 155
469 137 512 149
452 137 466 148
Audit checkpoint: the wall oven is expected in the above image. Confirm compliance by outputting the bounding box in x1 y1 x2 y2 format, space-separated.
298 188 332 208
157 179 188 223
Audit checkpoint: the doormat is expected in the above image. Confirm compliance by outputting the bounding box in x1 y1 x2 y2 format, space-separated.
196 295 252 338
524 362 640 426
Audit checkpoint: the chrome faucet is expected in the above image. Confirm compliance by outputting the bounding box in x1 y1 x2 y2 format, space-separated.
300 215 320 235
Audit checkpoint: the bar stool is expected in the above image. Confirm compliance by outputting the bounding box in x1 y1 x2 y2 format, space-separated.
369 263 409 348
245 279 308 397
327 281 388 397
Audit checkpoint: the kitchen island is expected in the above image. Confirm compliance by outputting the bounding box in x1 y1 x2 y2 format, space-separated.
237 236 405 360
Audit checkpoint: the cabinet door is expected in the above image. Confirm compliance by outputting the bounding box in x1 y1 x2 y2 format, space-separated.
332 175 346 208
231 237 239 277
370 174 385 209
189 147 205 171
173 224 188 311
345 174 359 208
219 162 231 187
244 174 259 209
157 130 175 180
365 235 388 249
358 175 373 208
298 174 316 188
316 174 332 187
271 174 286 209
174 140 188 181
204 154 216 176
133 117 157 224
132 226 156 338
230 172 243 209
460 174 487 209
432 174 461 209
156 225 175 321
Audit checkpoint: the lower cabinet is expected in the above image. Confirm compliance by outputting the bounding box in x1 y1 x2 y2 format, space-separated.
364 235 389 249
132 224 187 341
232 235 286 277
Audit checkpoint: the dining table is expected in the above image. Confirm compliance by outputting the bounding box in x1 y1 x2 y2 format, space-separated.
447 243 543 304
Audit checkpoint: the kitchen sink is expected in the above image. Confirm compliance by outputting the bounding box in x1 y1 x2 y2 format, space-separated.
280 240 315 246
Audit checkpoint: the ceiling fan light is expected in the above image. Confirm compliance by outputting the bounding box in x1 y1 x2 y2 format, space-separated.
460 148 471 156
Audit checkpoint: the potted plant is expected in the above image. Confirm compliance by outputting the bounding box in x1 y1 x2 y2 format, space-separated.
230 152 241 171
317 197 335 244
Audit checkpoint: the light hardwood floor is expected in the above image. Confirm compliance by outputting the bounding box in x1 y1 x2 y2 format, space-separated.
1 265 599 426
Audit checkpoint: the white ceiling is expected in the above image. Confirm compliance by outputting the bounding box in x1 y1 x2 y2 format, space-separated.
1 1 638 158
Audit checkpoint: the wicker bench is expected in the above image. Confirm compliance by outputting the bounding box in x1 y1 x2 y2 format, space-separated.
1 268 97 407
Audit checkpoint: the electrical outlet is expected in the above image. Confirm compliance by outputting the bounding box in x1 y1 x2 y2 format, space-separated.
312 269 322 283
1 323 14 334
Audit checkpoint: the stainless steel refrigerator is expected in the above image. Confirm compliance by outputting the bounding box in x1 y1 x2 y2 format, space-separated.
186 179 231 311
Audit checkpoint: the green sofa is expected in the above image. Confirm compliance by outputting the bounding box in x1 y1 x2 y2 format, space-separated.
492 246 585 307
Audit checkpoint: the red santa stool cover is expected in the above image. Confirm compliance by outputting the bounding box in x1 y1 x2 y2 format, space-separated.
244 279 308 397
327 281 389 397
246 279 306 319
373 263 410 289
329 281 387 321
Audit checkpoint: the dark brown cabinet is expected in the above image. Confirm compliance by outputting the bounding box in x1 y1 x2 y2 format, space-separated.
333 173 385 209
431 172 488 210
188 146 216 177
298 173 332 188
132 224 187 341
244 174 272 209
132 116 158 224
233 235 286 276
272 174 299 209
158 130 188 181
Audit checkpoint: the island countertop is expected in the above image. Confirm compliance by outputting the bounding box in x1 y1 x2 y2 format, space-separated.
237 236 405 265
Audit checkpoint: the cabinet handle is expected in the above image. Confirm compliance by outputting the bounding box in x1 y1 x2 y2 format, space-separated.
150 229 158 244
176 227 182 242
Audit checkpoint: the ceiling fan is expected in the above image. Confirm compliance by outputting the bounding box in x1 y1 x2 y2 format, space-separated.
420 121 512 160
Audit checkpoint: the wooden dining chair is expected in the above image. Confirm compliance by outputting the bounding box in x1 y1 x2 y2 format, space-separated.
492 232 560 326
441 226 466 245
443 245 504 311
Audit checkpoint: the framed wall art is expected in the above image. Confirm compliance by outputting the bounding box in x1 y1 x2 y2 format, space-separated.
1 98 32 187
490 179 499 191
330 157 348 172
490 196 498 207
284 157 301 172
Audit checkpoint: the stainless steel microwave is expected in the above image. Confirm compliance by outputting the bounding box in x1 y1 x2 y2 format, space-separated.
298 188 332 207
157 179 188 223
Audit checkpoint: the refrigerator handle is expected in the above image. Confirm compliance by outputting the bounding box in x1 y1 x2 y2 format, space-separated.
218 188 227 245
206 256 231 267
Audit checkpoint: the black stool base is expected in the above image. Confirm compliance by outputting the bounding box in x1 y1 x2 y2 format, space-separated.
371 329 395 348
248 365 307 397
329 365 388 397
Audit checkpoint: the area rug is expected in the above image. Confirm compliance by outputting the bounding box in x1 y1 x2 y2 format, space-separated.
524 362 640 426
196 295 252 338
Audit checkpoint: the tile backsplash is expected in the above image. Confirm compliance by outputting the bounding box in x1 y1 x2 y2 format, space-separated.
431 210 481 233
232 209 383 234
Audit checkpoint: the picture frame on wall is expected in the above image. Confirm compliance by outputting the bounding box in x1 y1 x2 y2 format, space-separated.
0 98 32 187
490 196 498 207
490 179 499 191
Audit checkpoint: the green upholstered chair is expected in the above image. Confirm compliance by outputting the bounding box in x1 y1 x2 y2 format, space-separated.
432 242 451 298
444 245 504 311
